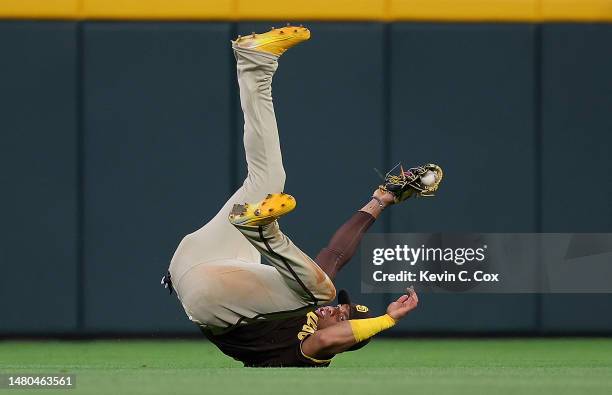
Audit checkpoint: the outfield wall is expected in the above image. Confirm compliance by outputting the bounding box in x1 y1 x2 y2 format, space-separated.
1 21 611 336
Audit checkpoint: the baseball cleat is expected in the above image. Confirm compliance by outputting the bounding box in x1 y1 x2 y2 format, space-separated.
232 25 310 57
379 163 444 203
229 193 296 226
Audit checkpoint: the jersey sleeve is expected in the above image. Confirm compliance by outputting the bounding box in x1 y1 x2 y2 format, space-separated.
296 337 332 367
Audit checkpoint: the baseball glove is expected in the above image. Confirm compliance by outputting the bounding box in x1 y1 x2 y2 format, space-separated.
379 163 444 202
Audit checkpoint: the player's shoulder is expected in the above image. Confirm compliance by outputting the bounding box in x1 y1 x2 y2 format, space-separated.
296 310 319 341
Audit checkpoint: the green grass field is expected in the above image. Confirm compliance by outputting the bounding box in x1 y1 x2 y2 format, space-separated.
1 339 612 394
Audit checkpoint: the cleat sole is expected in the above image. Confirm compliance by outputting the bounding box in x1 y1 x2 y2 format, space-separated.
229 193 296 226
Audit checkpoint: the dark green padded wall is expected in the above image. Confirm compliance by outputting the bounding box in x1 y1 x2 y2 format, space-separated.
82 22 232 333
0 22 78 333
388 24 538 332
1 21 611 335
540 24 612 333
541 24 612 233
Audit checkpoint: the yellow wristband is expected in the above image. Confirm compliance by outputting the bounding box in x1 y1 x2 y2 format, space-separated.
349 314 396 342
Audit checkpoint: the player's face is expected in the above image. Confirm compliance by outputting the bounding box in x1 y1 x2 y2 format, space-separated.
314 304 351 329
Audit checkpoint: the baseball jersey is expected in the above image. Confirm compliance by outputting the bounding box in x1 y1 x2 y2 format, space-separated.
200 311 332 367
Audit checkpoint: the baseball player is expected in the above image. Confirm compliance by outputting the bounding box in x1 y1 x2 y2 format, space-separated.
163 25 443 367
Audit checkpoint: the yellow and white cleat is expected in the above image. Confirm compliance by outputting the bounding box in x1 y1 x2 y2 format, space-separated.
229 193 296 226
233 25 310 57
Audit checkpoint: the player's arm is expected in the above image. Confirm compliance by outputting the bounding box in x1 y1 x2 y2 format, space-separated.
302 290 419 358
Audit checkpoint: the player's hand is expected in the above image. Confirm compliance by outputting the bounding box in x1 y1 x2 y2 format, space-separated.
386 288 419 321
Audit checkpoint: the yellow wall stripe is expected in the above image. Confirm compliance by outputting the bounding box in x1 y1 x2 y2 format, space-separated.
237 0 387 21
1 0 611 22
390 0 539 22
82 0 234 20
542 0 612 21
0 0 79 18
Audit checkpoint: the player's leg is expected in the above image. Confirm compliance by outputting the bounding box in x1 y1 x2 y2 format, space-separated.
235 221 336 304
170 29 309 278
169 28 318 329
177 259 321 329
203 26 311 229
230 193 336 305
175 196 330 330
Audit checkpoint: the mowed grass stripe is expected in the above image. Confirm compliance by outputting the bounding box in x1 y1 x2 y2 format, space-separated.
1 339 611 395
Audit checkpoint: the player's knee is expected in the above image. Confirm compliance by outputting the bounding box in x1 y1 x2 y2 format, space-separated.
174 234 194 253
315 280 336 303
242 77 270 95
